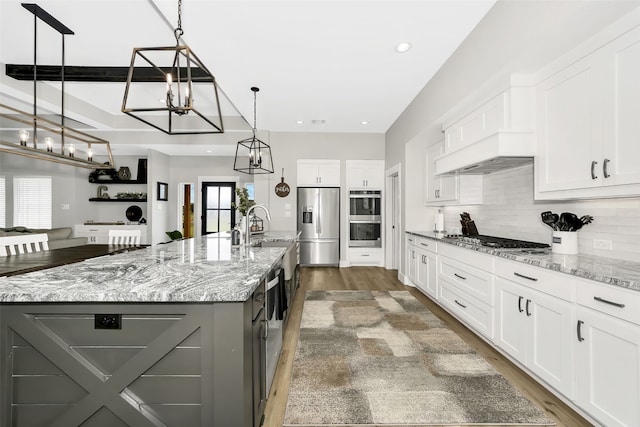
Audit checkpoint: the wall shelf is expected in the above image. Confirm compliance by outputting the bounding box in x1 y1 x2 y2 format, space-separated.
88 179 147 184
89 198 147 202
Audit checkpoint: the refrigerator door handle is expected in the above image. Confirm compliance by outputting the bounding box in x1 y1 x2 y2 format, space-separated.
316 193 322 234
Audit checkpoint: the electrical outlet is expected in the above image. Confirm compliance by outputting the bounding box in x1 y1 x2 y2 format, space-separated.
593 239 613 251
94 314 122 329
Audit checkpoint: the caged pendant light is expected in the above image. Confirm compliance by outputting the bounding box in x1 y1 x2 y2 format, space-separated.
121 0 223 135
233 87 274 175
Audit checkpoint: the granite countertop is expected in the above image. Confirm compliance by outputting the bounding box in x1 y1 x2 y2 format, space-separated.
407 230 640 292
0 234 292 303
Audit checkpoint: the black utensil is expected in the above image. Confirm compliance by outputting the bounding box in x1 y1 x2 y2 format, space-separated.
541 211 556 229
574 215 594 230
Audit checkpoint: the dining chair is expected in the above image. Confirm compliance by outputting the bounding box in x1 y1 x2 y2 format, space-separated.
108 229 141 246
0 234 49 257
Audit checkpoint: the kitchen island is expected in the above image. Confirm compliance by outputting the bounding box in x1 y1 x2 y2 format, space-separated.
0 234 289 427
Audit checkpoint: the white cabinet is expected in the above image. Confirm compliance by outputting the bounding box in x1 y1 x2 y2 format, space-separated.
575 278 640 427
405 234 437 297
536 24 640 199
73 224 148 245
346 247 383 267
425 141 483 206
346 160 384 189
437 244 494 339
297 159 340 187
494 259 575 399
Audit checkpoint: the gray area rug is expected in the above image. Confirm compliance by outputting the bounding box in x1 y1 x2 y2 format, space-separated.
283 290 555 426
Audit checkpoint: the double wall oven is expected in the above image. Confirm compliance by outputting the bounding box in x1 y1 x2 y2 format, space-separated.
349 190 381 247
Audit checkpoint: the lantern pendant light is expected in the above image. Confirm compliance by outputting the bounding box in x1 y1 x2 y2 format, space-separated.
121 0 224 135
233 87 274 174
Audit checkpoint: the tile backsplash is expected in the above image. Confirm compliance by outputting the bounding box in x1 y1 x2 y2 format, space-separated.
443 164 640 262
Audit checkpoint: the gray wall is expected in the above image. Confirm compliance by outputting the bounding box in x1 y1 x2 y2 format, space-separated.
385 1 640 271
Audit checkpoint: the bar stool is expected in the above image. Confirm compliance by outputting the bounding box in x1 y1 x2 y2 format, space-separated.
0 234 49 256
108 229 141 246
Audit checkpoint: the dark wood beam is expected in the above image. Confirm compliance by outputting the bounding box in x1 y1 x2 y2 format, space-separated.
5 64 214 83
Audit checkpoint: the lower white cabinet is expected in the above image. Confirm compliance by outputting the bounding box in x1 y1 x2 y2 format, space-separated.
73 224 148 244
575 279 640 427
346 247 383 266
405 234 437 298
495 276 575 399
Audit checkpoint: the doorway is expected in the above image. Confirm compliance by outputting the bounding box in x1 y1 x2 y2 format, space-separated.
201 182 236 235
179 183 195 238
385 164 401 271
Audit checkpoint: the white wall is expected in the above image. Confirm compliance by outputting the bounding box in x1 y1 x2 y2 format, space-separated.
386 1 640 275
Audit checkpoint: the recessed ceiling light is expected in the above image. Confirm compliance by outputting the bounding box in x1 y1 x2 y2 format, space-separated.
311 119 326 125
296 120 304 125
396 42 411 53
206 150 212 153
361 121 369 125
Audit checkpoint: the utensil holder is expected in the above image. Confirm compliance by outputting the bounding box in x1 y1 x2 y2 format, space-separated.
552 231 578 255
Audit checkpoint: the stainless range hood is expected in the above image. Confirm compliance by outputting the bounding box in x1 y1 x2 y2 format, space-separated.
435 130 536 175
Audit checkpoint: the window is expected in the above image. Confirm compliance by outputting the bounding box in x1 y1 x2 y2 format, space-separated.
202 182 236 234
13 176 52 228
245 183 255 201
0 176 5 228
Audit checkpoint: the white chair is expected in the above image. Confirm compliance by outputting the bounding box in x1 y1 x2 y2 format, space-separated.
108 229 141 246
0 234 49 257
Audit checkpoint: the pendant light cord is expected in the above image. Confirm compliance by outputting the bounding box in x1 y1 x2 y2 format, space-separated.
174 0 184 43
251 87 259 138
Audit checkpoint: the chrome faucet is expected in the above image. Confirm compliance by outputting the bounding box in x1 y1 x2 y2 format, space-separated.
245 204 271 245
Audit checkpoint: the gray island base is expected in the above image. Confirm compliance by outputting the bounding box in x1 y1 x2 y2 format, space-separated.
0 234 293 427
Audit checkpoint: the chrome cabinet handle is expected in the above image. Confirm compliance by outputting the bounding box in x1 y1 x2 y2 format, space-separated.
518 296 524 313
591 160 598 180
525 299 531 317
603 158 610 178
454 299 467 309
420 242 429 247
454 273 467 280
577 320 584 342
514 272 538 282
594 296 625 308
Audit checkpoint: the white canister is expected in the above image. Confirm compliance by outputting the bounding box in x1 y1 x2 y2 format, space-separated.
552 231 578 255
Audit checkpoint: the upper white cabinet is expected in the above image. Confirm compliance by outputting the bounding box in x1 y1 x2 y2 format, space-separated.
536 22 640 199
425 141 483 206
297 159 340 187
346 160 384 189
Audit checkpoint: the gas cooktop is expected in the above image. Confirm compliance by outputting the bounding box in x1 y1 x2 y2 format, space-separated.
445 234 550 250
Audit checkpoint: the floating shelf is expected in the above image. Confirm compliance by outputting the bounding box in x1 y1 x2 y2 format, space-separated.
89 198 147 202
88 179 147 184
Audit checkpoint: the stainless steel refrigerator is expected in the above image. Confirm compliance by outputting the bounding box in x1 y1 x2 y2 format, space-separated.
297 187 340 266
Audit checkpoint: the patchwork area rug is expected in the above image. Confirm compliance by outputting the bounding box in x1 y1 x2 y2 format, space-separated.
283 290 554 426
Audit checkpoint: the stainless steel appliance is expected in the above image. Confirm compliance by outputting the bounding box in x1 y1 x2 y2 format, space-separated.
297 187 340 266
445 234 549 251
348 190 381 248
349 190 381 221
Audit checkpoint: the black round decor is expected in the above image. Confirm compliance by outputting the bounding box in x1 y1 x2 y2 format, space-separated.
126 205 143 222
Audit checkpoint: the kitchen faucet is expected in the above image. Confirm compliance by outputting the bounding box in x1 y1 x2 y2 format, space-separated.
245 204 271 245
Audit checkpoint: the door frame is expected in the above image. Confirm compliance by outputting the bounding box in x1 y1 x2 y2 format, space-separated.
384 163 402 271
196 176 239 237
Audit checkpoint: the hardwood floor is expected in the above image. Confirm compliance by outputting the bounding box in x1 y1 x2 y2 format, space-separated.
262 266 594 427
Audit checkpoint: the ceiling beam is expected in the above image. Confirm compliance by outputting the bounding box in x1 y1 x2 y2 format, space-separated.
5 65 213 83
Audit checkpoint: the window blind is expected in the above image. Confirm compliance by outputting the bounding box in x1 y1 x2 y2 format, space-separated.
13 176 52 229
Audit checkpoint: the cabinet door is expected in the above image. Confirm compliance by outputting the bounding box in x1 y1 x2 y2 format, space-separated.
425 143 457 204
407 246 417 284
601 27 640 187
576 307 640 427
297 162 319 186
415 249 437 298
347 166 368 188
495 278 528 362
527 290 575 399
317 162 340 187
536 54 604 193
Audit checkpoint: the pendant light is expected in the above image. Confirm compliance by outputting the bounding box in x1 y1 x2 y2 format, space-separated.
0 4 114 169
233 87 274 174
121 0 224 135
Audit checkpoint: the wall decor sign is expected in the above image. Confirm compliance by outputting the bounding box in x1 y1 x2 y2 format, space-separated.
157 182 168 201
275 168 290 198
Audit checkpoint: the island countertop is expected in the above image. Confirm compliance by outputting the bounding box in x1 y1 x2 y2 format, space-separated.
0 234 288 303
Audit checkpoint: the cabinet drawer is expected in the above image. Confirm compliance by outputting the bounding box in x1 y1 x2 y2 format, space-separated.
414 237 437 254
440 282 493 339
348 248 382 263
576 278 640 326
495 258 575 302
439 256 493 305
438 244 494 272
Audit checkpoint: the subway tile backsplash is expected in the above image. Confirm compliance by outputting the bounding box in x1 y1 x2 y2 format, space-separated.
444 164 640 262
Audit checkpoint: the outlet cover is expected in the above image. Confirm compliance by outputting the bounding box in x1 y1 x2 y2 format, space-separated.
593 239 613 251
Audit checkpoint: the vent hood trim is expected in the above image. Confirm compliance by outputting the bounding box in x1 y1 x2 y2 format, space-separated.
435 130 536 175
